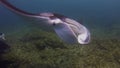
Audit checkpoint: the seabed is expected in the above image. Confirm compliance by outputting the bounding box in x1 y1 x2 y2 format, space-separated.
0 28 120 68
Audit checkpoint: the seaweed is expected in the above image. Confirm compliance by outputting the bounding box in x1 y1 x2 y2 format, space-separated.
1 29 120 68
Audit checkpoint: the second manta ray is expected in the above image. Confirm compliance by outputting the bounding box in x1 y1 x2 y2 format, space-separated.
0 0 90 44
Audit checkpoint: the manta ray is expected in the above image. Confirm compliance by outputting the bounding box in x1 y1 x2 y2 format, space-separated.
0 0 90 44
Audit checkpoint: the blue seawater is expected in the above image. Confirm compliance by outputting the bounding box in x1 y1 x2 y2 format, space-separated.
0 0 120 39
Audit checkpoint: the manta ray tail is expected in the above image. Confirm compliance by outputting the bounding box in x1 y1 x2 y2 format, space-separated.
0 0 36 17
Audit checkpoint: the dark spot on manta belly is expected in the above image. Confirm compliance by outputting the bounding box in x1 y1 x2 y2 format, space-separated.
53 23 56 26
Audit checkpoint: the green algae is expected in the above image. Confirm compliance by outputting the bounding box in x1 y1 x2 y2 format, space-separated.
1 29 120 68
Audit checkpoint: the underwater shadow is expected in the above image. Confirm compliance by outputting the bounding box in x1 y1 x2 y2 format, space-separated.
0 40 11 68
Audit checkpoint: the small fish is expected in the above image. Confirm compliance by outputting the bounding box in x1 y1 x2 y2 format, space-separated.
0 33 5 40
0 33 9 54
0 0 90 44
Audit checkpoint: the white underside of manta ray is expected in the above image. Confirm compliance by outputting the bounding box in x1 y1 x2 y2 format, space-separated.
0 0 91 44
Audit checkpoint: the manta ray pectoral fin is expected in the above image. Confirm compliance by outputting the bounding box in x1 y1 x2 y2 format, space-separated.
54 23 77 44
64 18 91 44
77 27 90 44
